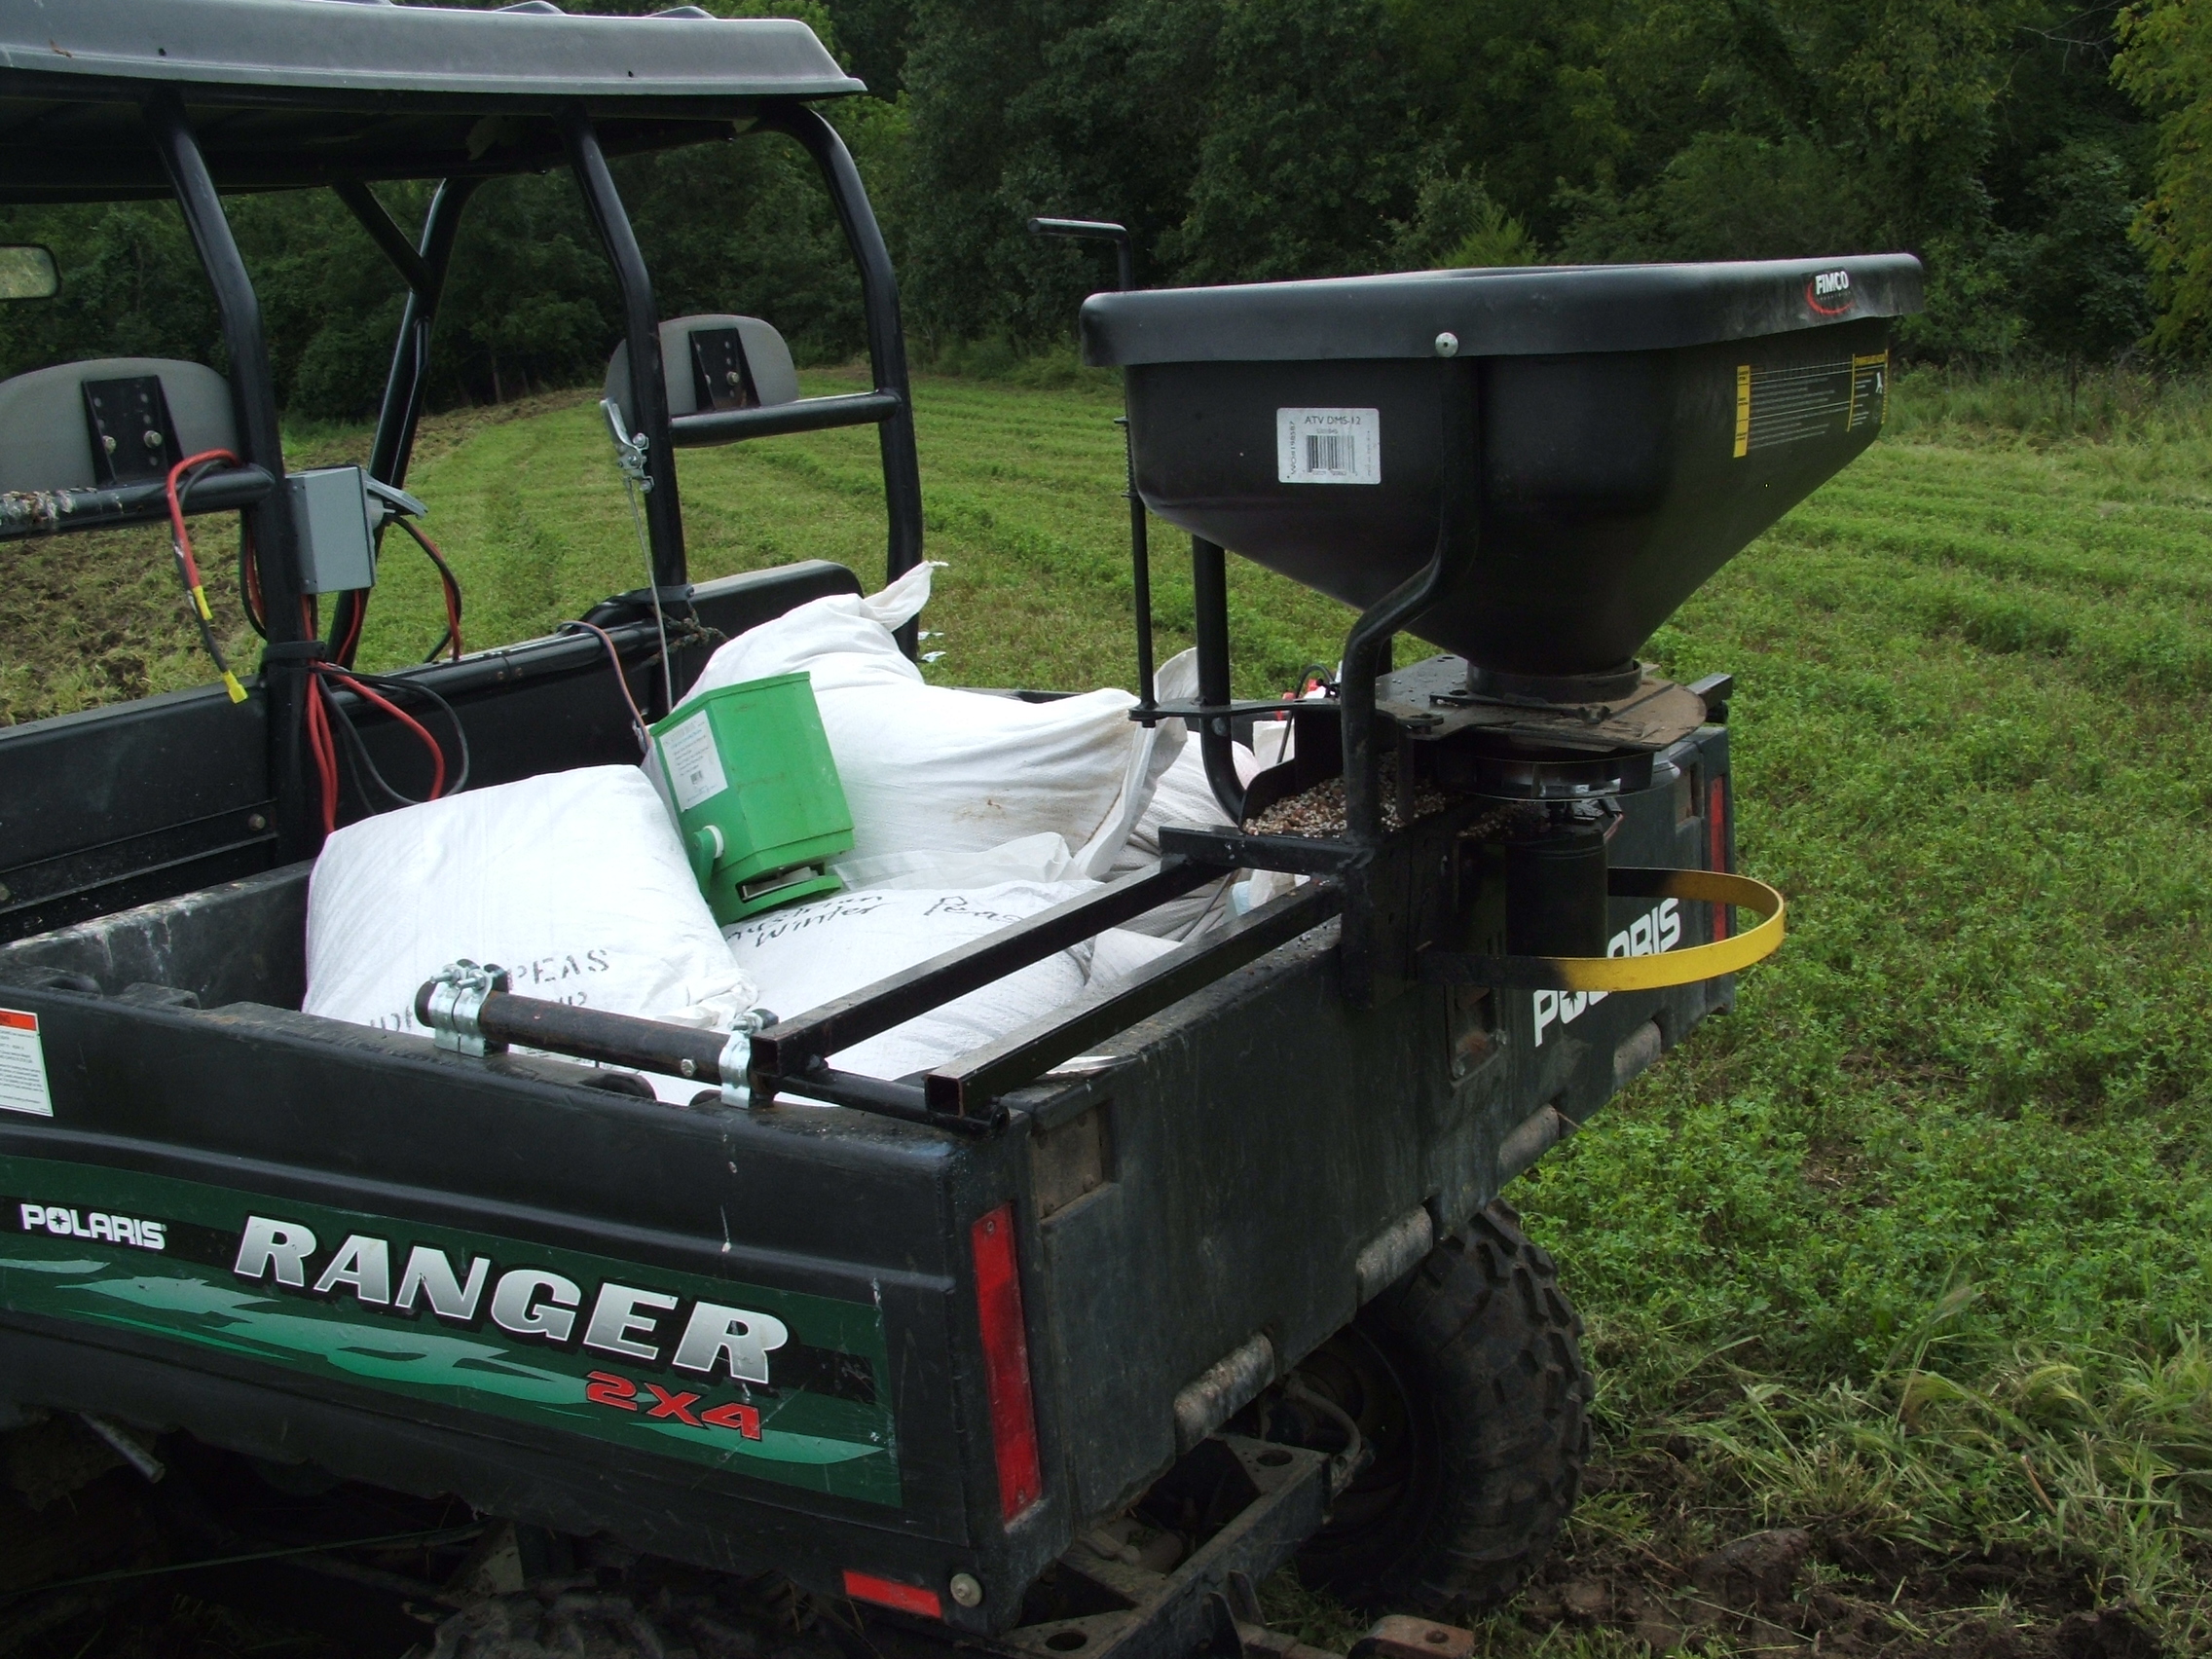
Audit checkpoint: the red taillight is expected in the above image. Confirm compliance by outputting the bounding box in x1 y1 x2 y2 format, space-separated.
972 1202 1043 1521
843 1570 942 1619
1707 774 1731 940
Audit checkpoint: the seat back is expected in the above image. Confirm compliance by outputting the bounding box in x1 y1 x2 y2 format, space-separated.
0 356 237 493
603 314 799 431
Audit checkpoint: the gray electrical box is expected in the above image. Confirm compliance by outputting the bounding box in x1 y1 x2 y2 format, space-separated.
288 465 378 594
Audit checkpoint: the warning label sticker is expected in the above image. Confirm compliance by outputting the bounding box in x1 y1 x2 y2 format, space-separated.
658 711 729 813
0 1010 53 1118
1278 408 1382 485
1732 351 1889 458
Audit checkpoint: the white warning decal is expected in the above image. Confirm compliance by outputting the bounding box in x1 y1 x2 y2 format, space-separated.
0 1008 54 1118
1277 408 1381 485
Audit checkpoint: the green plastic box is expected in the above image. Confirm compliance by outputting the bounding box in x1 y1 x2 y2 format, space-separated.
649 673 853 924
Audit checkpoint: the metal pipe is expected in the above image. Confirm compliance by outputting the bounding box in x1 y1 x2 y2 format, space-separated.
752 860 1219 1085
1024 218 1156 716
333 180 429 295
562 111 685 590
1191 536 1244 822
923 880 1343 1116
668 389 901 446
365 178 479 492
1122 417 1157 721
146 93 315 862
0 466 273 540
760 103 925 655
1339 361 1480 847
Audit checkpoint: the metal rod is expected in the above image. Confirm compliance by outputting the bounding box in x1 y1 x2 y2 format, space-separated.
563 111 685 590
332 180 429 295
146 93 314 862
1024 217 1155 714
414 986 978 1134
1191 536 1245 822
1339 363 1480 848
463 993 726 1079
0 467 274 540
924 881 1343 1115
366 178 479 493
669 390 901 447
760 103 925 656
752 861 1220 1088
1123 417 1157 720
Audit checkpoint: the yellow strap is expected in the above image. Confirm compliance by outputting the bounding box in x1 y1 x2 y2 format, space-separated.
1418 868 1785 991
1547 869 1784 991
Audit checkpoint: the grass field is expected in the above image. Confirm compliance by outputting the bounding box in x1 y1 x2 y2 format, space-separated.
4 366 2208 1655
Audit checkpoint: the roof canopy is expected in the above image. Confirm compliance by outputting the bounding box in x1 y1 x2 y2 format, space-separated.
0 0 864 201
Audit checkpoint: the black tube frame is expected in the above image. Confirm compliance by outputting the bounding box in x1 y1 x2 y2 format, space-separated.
1337 360 1480 847
757 102 925 652
359 177 480 494
564 110 687 592
145 94 317 865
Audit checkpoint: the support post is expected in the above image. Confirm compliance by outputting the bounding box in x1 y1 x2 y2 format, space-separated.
146 94 315 862
1191 536 1244 822
563 110 685 590
1339 362 1481 847
760 102 926 655
356 177 479 492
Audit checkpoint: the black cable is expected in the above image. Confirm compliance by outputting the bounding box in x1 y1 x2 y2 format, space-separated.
394 517 463 663
238 521 267 639
319 668 474 802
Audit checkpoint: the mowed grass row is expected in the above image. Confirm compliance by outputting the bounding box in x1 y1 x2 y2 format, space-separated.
5 369 2209 1645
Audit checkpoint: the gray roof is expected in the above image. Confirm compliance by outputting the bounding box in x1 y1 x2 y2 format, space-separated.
0 0 865 201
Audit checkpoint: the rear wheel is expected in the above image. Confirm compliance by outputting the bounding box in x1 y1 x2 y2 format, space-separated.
1282 1201 1591 1615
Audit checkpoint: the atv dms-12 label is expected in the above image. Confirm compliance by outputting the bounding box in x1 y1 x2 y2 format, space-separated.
0 1155 900 1506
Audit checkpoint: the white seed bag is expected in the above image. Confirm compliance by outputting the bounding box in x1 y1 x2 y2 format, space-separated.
676 564 1183 876
724 882 1093 1082
305 767 756 1101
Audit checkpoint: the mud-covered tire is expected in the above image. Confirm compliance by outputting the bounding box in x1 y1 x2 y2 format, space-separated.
1291 1199 1592 1615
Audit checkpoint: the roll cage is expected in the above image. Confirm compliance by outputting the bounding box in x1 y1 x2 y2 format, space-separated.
0 0 923 867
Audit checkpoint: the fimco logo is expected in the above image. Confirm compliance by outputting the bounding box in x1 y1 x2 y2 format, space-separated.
1806 269 1854 315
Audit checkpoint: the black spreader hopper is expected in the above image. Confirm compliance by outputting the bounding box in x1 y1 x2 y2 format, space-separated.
1084 255 1922 698
1083 255 1922 997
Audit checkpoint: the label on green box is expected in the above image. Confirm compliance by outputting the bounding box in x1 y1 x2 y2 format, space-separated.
659 708 729 812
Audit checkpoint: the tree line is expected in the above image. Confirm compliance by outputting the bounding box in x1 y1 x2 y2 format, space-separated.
5 0 2211 422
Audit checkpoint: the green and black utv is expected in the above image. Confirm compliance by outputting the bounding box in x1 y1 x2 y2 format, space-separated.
0 4 1917 1654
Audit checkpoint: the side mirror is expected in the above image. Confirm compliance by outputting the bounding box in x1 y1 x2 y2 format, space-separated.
0 246 57 301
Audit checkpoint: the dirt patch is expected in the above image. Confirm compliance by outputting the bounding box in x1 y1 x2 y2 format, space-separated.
1475 1452 2162 1659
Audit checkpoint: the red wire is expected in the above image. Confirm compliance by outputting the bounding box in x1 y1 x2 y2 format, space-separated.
304 675 339 836
318 665 448 802
164 448 237 593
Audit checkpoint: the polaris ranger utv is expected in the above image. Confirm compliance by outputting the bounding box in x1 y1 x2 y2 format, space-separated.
0 4 1920 1652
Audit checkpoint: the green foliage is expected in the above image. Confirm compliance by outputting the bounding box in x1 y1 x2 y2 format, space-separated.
1382 0 1628 249
1387 170 1540 271
2116 0 2212 352
1171 0 1425 282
